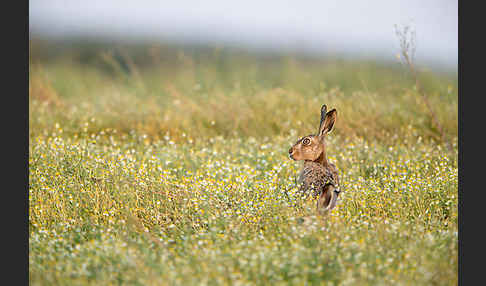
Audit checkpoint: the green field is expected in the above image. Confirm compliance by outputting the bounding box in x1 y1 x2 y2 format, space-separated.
29 44 458 285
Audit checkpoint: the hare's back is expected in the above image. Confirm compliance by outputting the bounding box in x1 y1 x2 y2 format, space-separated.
327 163 340 186
299 162 335 196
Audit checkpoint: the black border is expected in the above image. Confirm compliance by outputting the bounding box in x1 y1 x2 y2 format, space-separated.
458 0 463 282
4 0 29 284
459 1 481 285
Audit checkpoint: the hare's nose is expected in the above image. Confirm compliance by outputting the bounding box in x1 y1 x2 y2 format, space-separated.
288 148 294 155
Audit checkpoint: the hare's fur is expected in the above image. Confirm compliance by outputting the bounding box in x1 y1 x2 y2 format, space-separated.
289 105 341 214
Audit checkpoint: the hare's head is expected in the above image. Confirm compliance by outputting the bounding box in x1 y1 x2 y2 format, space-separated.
289 105 337 162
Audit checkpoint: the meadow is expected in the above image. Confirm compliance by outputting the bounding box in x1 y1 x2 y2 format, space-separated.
29 43 458 285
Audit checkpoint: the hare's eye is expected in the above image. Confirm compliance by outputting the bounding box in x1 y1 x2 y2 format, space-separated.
302 138 311 145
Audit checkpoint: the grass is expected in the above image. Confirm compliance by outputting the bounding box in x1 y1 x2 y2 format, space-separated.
29 44 458 285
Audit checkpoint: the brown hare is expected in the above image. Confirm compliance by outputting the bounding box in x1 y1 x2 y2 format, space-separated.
288 104 341 215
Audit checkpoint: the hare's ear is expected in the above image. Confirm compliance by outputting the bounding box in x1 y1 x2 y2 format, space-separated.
318 108 337 137
318 105 327 133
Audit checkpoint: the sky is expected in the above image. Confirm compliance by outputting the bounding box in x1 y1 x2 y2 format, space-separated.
29 0 457 69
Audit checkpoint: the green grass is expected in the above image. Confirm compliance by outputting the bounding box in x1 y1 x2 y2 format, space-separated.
29 46 458 285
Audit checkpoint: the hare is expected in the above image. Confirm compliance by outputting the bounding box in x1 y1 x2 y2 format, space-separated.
288 104 341 214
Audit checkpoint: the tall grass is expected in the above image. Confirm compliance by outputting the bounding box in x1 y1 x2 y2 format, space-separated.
29 44 458 285
29 48 457 143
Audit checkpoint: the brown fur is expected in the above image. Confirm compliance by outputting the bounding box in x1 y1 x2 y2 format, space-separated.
289 105 341 214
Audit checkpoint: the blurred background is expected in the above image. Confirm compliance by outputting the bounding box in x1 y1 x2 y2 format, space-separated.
30 0 457 69
29 0 458 142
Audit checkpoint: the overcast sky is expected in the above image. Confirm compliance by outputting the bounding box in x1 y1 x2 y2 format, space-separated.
29 0 457 69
